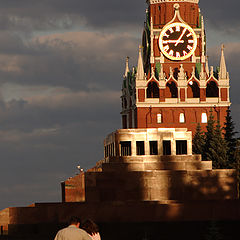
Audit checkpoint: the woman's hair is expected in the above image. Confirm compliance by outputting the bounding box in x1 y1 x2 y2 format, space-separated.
81 219 99 235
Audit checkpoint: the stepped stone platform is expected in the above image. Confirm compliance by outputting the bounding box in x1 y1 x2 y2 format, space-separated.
0 128 239 239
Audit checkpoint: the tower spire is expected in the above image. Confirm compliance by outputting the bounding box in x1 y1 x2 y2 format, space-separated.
136 45 145 80
124 56 130 78
219 44 228 79
205 56 210 77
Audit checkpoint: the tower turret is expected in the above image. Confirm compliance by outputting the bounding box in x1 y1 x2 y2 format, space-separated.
136 46 145 80
124 56 130 78
219 44 228 80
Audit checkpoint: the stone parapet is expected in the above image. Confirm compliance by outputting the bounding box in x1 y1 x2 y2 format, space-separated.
84 169 237 202
101 161 212 171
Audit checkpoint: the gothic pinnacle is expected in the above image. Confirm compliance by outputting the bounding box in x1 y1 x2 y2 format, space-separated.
124 56 130 78
136 45 145 80
219 44 228 79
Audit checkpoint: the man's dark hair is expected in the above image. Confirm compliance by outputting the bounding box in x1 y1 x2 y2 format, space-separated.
68 216 81 225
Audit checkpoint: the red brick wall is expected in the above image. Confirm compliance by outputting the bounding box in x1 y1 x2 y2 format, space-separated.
150 2 199 29
138 89 145 102
221 88 228 101
180 88 185 102
62 173 85 202
136 106 228 135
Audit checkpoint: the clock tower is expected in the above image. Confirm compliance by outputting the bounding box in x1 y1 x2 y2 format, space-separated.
121 0 230 134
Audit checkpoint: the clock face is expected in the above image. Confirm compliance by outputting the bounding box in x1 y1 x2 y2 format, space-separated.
159 22 197 61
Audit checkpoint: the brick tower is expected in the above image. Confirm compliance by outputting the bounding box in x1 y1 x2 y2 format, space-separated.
121 0 230 134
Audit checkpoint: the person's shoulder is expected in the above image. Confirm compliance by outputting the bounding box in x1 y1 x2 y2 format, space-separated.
54 227 68 240
77 228 89 234
78 228 92 240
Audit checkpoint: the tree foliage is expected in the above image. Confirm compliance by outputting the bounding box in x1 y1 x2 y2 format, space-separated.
193 123 205 155
193 109 229 169
210 121 228 169
223 107 238 168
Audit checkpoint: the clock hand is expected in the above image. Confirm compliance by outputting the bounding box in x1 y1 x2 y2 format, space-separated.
174 28 187 46
162 40 184 44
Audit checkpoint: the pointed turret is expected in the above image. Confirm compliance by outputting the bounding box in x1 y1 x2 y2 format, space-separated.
219 44 228 79
136 46 145 80
124 56 130 78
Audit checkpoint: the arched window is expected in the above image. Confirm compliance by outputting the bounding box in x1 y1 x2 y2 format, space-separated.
187 81 200 98
206 81 219 97
179 113 185 123
201 113 208 123
166 81 178 98
157 113 162 123
147 82 159 98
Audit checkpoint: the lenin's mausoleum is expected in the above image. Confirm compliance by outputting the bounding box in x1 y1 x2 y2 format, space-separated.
0 1 239 239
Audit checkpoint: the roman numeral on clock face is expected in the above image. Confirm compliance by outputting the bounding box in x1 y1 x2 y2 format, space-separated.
175 25 180 32
169 50 174 56
163 45 169 51
163 33 169 38
187 45 193 51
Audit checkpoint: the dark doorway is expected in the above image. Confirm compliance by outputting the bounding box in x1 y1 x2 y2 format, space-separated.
136 141 145 155
147 82 159 98
166 81 178 98
188 81 200 98
163 140 171 155
150 141 158 155
206 81 219 97
176 140 187 155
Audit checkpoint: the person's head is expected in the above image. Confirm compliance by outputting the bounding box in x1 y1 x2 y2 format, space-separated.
68 216 81 227
81 219 99 236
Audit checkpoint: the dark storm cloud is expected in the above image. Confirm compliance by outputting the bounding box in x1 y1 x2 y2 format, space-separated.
0 0 146 31
199 0 240 34
0 90 121 208
0 31 138 90
0 0 237 34
0 90 121 131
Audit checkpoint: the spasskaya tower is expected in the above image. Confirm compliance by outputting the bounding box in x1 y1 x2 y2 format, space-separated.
121 0 230 134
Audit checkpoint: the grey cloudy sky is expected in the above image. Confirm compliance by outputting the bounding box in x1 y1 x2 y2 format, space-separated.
0 0 239 210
